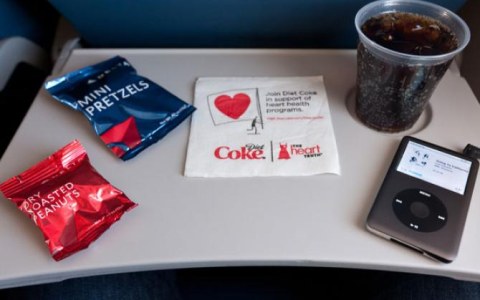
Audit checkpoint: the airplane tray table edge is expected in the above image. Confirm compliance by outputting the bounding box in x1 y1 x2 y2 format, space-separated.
0 48 479 288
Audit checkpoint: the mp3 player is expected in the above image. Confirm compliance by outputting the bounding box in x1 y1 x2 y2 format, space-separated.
366 136 479 263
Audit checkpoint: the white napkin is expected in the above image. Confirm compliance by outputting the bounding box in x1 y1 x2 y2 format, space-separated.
185 76 341 177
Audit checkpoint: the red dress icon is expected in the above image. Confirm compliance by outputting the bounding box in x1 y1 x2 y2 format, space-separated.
278 143 291 160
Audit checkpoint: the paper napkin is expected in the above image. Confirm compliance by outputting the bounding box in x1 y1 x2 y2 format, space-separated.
185 76 341 177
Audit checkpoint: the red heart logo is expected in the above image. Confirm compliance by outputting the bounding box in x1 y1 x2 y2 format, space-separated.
214 93 251 119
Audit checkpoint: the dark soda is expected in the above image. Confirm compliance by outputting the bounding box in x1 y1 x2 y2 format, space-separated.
356 12 458 132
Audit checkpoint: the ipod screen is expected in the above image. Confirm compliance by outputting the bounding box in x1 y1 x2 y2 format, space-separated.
396 141 472 195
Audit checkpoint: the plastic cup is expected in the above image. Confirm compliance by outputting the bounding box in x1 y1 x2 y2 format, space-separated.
354 0 470 133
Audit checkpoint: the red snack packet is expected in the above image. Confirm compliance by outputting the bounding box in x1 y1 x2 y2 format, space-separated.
0 140 137 261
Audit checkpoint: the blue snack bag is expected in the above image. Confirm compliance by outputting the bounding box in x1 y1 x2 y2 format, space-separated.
45 56 195 160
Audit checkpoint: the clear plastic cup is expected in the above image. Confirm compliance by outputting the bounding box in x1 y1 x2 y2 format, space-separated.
354 0 470 133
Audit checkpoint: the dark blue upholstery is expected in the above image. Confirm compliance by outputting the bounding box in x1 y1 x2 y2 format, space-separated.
49 0 466 48
0 0 58 50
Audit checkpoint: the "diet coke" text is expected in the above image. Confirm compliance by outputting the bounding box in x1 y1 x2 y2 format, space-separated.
214 144 265 160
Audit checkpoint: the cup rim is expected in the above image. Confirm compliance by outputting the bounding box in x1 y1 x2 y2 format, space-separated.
354 0 471 64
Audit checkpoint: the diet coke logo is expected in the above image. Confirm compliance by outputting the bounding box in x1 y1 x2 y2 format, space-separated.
214 144 265 160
